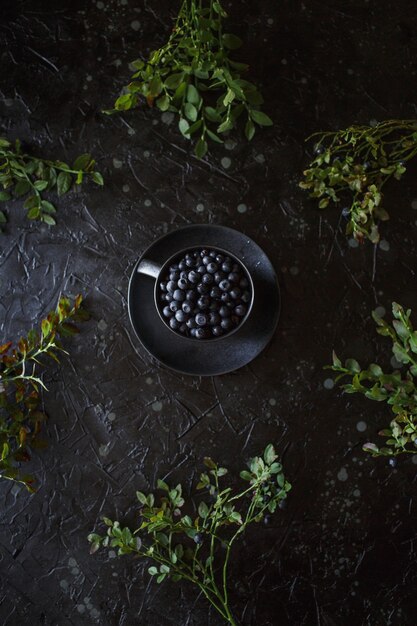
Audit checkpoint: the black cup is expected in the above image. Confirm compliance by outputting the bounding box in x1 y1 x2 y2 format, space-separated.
136 245 255 342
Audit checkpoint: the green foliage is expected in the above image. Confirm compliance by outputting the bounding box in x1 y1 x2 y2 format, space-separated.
327 302 417 457
88 444 291 625
300 120 417 243
0 295 89 491
0 137 104 231
105 0 271 158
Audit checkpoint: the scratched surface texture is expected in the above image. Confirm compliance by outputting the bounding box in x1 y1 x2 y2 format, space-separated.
1 0 417 624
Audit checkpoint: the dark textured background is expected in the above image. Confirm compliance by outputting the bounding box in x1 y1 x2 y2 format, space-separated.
1 0 417 624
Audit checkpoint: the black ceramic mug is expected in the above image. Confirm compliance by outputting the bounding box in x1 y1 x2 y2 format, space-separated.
136 245 255 341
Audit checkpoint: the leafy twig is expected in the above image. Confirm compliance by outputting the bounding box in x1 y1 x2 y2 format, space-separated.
0 137 104 230
327 302 417 457
88 444 291 625
105 0 272 158
300 120 417 243
0 295 89 491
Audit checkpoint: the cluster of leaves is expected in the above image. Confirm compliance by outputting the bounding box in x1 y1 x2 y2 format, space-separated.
106 0 272 158
0 295 89 491
88 444 291 625
327 302 417 457
300 120 417 243
0 137 104 230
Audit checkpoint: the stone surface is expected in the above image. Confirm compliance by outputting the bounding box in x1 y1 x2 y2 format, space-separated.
1 1 417 625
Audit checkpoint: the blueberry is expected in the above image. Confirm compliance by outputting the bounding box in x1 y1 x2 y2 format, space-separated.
219 305 230 318
186 257 195 267
278 499 287 510
202 273 214 285
177 278 188 290
195 327 209 340
202 255 211 265
186 289 197 301
197 296 210 309
169 318 180 330
220 292 231 303
160 281 167 292
169 301 180 312
214 271 226 284
188 270 200 284
169 263 179 271
167 280 176 293
186 317 197 329
190 328 197 337
169 271 180 281
182 301 192 314
342 207 350 218
197 264 206 274
219 279 231 291
195 313 208 326
179 261 187 270
164 293 172 302
210 286 221 299
388 457 397 468
200 249 209 257
212 325 223 337
215 254 224 264
209 250 216 258
175 310 187 323
209 312 220 325
206 262 218 274
197 283 209 295
239 277 249 289
230 287 241 299
173 289 186 302
222 261 232 273
220 318 233 331
162 306 172 318
180 271 188 279
228 272 239 283
241 290 251 303
209 301 220 311
179 323 187 333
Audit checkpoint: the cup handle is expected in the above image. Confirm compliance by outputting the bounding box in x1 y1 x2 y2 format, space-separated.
137 258 161 279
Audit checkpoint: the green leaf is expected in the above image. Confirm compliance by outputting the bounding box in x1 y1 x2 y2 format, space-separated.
204 107 221 123
42 214 56 226
217 119 234 133
156 95 170 111
345 358 360 373
184 120 203 136
136 491 147 505
0 191 11 201
240 470 253 481
264 444 277 465
92 172 104 186
148 566 158 576
222 33 243 49
57 171 72 196
41 200 56 214
157 479 169 492
165 73 184 90
198 501 209 518
195 138 208 159
186 84 200 105
0 138 11 147
14 180 31 198
27 206 41 220
184 102 198 122
34 180 48 191
0 210 6 224
223 88 235 107
178 118 190 138
245 119 255 141
73 154 92 171
250 110 273 126
206 129 223 144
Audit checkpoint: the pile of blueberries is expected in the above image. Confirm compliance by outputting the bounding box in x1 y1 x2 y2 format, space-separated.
158 248 252 340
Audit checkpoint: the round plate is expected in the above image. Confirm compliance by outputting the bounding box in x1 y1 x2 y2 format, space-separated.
128 225 280 376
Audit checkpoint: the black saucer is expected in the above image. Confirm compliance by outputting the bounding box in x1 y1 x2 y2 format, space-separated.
128 225 280 376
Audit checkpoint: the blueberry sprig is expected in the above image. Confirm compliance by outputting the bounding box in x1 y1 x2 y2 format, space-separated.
0 295 89 491
300 120 417 243
88 444 291 626
105 0 272 158
327 302 417 458
159 247 251 340
0 137 103 231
